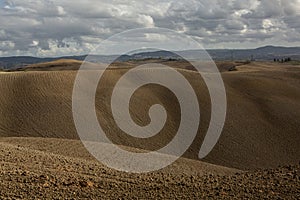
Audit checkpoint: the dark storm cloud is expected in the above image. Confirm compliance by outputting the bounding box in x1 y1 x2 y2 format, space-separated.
0 0 299 56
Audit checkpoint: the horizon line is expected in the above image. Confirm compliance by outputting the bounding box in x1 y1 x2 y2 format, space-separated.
1 45 300 59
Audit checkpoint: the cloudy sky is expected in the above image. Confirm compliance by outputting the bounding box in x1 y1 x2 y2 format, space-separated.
0 0 300 57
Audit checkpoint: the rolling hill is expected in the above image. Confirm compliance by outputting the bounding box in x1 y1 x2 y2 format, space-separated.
0 59 299 198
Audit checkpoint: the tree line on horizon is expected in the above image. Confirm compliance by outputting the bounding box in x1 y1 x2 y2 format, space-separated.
274 57 292 63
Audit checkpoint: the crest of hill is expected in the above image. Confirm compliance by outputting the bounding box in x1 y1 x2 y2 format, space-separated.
24 59 83 71
18 58 249 73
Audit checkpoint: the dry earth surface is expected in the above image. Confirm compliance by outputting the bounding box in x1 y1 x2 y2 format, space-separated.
0 59 299 199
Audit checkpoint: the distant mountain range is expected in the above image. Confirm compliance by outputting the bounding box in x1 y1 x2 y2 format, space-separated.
1 46 300 69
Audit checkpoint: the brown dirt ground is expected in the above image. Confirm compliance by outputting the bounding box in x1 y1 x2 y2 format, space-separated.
0 60 299 199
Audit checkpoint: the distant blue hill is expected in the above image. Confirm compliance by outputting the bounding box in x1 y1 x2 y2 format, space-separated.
1 46 300 69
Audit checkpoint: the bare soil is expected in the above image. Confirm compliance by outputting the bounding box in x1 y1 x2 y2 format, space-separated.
0 60 299 199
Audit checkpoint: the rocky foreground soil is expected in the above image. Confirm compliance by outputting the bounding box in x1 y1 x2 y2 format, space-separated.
1 163 299 199
0 141 299 199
